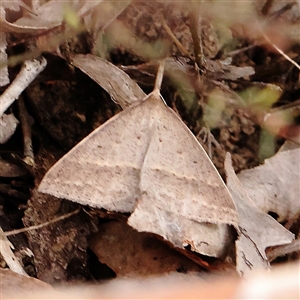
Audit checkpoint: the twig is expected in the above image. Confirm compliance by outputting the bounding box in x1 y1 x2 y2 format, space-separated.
261 0 275 15
0 56 47 117
161 18 193 61
188 7 205 69
197 127 221 159
268 98 300 113
154 60 165 92
257 20 300 71
5 209 81 237
17 96 34 166
0 32 9 85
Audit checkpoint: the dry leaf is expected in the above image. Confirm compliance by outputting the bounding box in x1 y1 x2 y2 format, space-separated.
237 148 300 221
0 6 49 33
88 220 202 276
71 54 146 109
0 227 27 276
225 153 294 276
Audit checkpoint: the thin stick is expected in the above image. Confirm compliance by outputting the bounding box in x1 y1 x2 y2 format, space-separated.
0 57 47 117
257 20 300 71
188 7 205 69
17 96 34 166
5 208 81 236
161 19 193 61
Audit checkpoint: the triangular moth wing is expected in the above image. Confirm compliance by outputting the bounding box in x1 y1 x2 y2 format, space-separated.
39 97 155 212
129 95 238 248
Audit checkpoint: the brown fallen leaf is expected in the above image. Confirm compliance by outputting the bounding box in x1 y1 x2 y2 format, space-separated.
225 153 294 277
70 54 146 109
88 220 202 276
237 147 300 221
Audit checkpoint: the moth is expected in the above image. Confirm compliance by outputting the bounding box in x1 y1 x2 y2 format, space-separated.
39 61 238 256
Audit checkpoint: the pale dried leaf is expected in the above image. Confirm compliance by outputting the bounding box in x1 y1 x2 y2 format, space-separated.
71 54 146 109
237 148 300 221
0 113 19 144
0 227 27 276
225 153 294 277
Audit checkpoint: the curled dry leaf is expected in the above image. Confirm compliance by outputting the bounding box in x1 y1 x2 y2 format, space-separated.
0 6 49 33
70 54 146 109
225 153 294 277
237 148 300 221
